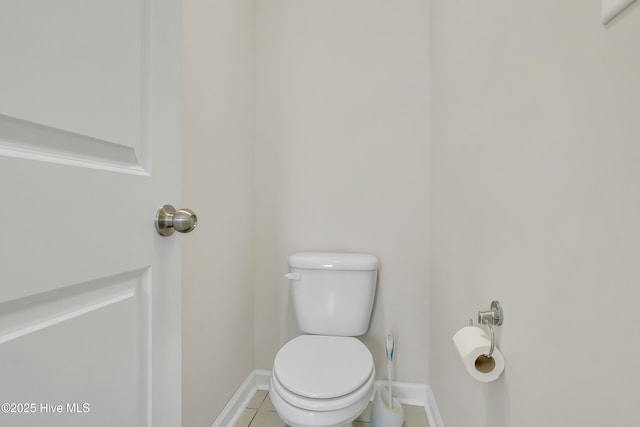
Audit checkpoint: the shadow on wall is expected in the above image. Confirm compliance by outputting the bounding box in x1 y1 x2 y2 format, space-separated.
486 379 510 426
359 265 396 380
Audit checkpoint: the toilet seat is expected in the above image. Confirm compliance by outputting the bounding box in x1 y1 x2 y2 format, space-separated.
272 335 374 411
272 366 375 412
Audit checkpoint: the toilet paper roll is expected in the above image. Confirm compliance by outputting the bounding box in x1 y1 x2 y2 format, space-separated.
452 326 505 382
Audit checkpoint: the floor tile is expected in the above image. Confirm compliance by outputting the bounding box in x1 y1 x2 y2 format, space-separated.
355 402 372 422
260 394 277 412
233 408 257 427
250 409 287 427
244 390 428 427
247 390 268 409
402 404 429 427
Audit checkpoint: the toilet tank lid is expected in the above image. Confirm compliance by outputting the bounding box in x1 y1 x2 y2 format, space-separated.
289 252 379 271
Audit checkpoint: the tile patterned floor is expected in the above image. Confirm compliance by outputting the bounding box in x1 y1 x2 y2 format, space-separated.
234 390 429 427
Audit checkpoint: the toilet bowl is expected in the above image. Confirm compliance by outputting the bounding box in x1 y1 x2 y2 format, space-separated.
270 335 375 427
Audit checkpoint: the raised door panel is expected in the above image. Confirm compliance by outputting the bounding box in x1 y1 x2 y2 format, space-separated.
0 0 149 171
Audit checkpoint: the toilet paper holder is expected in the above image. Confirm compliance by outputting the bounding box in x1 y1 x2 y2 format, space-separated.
470 300 503 357
478 300 503 326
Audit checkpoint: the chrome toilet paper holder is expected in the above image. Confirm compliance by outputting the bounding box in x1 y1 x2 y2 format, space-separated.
470 300 503 358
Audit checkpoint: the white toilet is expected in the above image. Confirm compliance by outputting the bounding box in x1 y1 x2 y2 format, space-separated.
270 252 379 427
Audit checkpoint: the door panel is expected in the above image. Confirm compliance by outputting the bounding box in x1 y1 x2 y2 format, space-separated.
0 270 149 426
0 0 181 426
0 0 146 152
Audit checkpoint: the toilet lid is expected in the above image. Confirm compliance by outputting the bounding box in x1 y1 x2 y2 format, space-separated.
273 335 374 399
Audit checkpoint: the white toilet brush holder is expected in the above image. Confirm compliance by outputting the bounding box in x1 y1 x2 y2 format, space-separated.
372 332 404 427
371 386 404 427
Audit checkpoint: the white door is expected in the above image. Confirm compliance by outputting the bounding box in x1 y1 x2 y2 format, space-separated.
0 1 182 426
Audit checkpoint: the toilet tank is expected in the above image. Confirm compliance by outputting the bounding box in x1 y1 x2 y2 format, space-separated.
287 252 379 336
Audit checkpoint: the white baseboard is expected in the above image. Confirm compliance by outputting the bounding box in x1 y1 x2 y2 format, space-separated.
254 369 271 391
372 381 444 427
373 380 427 406
213 369 445 427
425 385 445 427
211 370 261 427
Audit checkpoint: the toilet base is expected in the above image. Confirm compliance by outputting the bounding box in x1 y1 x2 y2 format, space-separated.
270 375 372 427
288 423 351 427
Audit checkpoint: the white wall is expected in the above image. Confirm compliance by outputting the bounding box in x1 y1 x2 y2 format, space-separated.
254 0 430 383
430 2 640 427
182 1 255 426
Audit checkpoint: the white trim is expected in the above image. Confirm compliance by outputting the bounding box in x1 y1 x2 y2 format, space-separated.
425 385 445 427
254 369 271 391
211 371 259 427
372 380 427 407
214 369 445 427
601 0 637 24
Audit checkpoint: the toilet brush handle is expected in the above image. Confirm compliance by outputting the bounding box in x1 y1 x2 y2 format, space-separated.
385 333 394 409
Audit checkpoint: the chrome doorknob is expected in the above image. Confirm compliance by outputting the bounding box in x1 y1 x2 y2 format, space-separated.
155 205 198 236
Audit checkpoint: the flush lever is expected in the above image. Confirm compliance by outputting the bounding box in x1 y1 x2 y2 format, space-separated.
284 273 300 280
